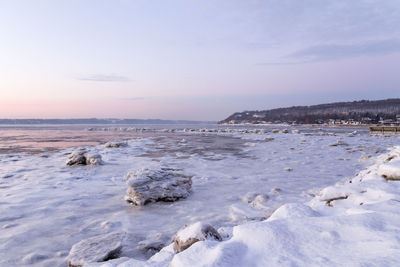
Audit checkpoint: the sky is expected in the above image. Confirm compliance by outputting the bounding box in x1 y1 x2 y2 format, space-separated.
0 0 400 121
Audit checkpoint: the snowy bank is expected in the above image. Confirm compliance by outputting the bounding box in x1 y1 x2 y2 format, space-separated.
88 146 400 266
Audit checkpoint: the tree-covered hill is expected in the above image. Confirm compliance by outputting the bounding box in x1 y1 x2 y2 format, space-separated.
219 99 400 124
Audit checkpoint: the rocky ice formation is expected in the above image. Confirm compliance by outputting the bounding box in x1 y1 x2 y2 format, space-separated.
124 166 192 205
105 141 128 148
173 222 222 253
66 232 125 267
66 150 103 166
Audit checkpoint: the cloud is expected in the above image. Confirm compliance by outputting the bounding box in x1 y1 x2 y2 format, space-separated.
289 39 400 61
78 74 131 82
258 39 400 65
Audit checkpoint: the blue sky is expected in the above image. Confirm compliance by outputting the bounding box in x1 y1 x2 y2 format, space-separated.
0 0 399 120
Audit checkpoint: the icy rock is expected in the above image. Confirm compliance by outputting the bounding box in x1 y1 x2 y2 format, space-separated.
66 150 103 166
105 141 128 148
85 153 103 165
317 186 352 206
66 232 125 267
378 161 400 180
124 166 192 205
173 222 222 253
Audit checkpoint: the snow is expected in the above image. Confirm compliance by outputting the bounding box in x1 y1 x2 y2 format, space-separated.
1 125 400 266
93 145 400 266
377 160 400 180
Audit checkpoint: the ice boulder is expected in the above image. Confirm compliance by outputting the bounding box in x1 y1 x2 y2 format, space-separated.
66 232 126 267
66 150 103 166
124 166 192 205
105 141 128 148
173 222 222 253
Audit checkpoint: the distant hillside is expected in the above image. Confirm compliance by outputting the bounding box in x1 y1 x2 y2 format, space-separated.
219 99 400 125
0 118 214 125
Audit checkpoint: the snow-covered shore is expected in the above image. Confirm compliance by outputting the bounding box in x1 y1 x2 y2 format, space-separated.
1 126 400 266
90 146 400 266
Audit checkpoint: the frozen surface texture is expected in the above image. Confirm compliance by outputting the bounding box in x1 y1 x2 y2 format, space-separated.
67 232 125 267
89 146 400 267
2 125 400 267
124 166 192 205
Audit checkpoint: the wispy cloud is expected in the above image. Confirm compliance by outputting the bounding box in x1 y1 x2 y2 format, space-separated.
289 39 400 61
78 74 131 82
258 39 400 65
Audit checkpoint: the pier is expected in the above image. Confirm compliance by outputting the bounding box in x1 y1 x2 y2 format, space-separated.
370 126 400 133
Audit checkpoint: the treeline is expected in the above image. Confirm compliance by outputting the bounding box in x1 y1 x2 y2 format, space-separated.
219 99 400 124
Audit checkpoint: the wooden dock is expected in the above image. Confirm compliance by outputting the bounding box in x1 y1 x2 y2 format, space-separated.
370 126 400 133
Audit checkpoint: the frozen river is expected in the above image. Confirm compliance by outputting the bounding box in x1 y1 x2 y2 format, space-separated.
1 124 399 266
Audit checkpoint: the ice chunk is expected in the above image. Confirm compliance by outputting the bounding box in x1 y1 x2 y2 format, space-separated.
124 165 192 205
66 150 103 166
66 232 125 267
